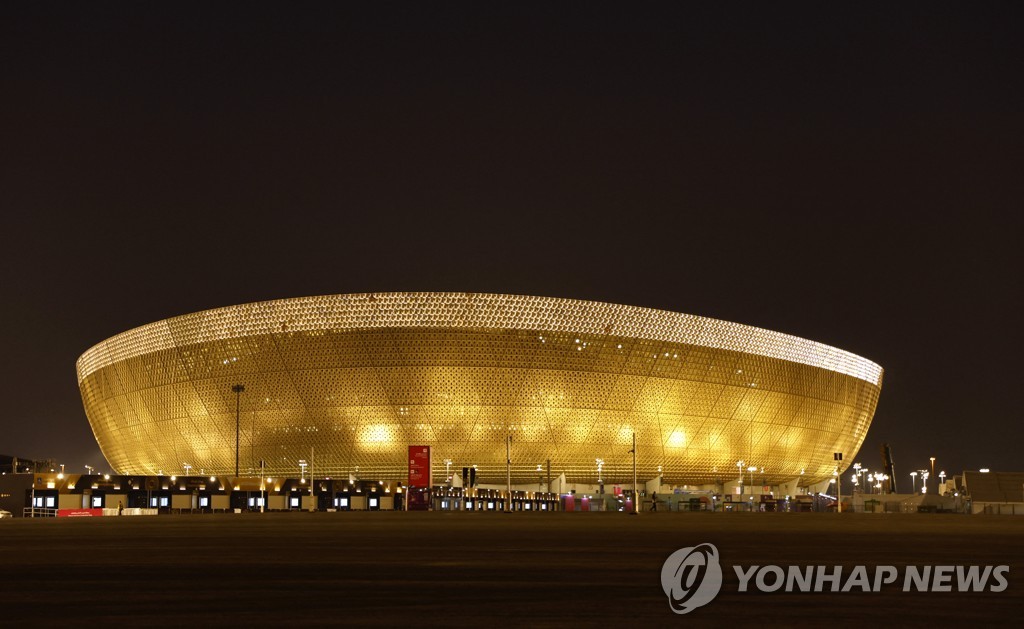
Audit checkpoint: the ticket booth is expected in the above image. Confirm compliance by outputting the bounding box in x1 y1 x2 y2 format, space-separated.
148 490 171 510
407 487 430 511
246 492 266 511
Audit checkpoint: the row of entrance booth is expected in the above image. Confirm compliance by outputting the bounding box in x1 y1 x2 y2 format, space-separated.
431 489 560 512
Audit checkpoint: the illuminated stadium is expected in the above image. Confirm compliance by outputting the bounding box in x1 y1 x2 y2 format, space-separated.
76 292 882 488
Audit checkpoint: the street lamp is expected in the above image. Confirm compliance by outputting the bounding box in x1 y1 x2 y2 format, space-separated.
232 384 245 477
629 432 637 515
939 470 946 495
910 471 917 493
747 466 757 494
183 463 192 477
85 464 94 475
736 460 744 494
921 471 929 495
259 459 265 513
929 457 936 494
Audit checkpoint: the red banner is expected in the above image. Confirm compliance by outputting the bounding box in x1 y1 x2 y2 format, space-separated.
408 445 431 488
58 508 103 517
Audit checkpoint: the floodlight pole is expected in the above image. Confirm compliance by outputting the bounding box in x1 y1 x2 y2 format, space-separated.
834 451 843 514
630 432 638 515
837 469 841 514
232 384 245 477
505 433 512 513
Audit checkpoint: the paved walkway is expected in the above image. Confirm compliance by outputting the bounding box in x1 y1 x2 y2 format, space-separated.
2 512 1021 626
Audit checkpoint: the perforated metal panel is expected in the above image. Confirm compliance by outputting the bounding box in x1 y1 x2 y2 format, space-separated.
77 292 882 485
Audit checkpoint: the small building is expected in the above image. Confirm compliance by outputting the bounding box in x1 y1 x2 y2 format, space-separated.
962 471 1024 515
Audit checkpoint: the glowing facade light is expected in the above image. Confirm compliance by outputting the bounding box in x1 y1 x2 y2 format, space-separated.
75 292 882 485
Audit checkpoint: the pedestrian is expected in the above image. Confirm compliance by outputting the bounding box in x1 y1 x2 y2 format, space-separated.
651 491 658 512
118 500 124 516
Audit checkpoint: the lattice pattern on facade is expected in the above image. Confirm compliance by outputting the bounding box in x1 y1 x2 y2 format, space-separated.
77 292 882 485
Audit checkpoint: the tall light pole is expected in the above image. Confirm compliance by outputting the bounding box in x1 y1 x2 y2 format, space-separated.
630 432 637 515
929 457 936 494
910 471 917 494
833 469 840 511
232 384 245 477
833 452 843 513
259 459 266 513
505 434 512 513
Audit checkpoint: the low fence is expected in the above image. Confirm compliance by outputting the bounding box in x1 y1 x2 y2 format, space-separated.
22 507 58 518
978 502 1024 515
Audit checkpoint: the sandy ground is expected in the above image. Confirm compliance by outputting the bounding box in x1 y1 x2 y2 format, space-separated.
1 511 1022 627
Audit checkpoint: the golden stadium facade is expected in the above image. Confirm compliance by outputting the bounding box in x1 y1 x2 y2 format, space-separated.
76 293 882 486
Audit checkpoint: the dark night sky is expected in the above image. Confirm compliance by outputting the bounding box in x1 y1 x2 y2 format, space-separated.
2 5 1021 482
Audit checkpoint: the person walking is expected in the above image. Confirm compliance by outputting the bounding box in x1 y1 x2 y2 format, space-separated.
651 491 658 512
